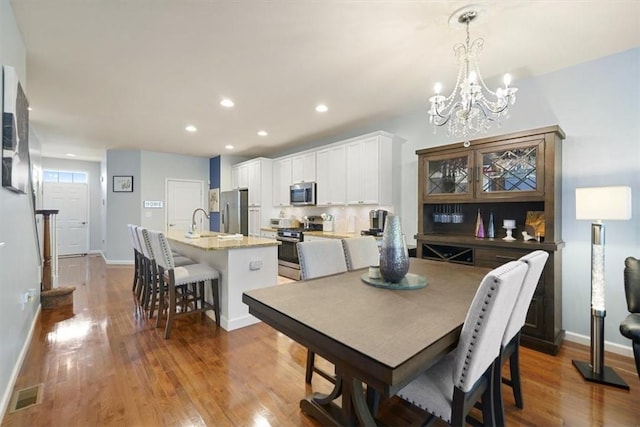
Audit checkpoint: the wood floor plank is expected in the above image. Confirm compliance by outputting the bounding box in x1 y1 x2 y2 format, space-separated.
2 255 639 426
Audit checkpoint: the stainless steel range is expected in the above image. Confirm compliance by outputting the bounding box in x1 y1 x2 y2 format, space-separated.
276 216 323 280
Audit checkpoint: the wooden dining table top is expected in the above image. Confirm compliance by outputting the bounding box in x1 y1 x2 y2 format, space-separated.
243 258 490 395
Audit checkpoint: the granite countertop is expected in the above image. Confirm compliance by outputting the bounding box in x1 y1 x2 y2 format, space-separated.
303 230 362 239
261 227 278 232
167 231 280 250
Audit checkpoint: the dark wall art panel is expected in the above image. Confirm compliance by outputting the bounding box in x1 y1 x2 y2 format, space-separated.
2 65 30 194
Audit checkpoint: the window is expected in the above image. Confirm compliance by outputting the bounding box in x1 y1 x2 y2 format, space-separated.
43 170 88 183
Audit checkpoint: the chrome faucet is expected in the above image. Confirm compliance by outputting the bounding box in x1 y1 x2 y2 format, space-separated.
191 208 210 233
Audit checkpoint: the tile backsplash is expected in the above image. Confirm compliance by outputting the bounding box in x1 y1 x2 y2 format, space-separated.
275 205 396 234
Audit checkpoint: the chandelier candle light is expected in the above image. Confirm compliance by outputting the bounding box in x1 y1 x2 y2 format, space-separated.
428 6 518 147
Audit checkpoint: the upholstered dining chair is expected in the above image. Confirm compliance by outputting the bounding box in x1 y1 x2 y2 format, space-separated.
341 236 380 271
148 229 221 339
494 250 548 425
620 256 640 379
297 239 348 384
397 260 528 426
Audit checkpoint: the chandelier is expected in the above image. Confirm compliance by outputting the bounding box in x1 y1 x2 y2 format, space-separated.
428 7 517 147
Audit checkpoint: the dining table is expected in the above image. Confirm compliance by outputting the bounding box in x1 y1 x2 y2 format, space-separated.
242 258 490 426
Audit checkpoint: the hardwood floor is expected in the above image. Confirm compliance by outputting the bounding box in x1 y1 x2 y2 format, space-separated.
3 255 639 426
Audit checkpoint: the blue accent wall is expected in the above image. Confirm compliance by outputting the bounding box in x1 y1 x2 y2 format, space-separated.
209 155 221 231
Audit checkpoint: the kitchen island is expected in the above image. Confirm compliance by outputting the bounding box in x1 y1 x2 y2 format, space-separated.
167 231 280 331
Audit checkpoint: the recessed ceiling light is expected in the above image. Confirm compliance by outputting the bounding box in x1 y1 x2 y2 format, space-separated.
257 130 268 137
65 153 76 157
225 144 234 150
315 104 328 113
220 98 234 108
185 125 197 132
27 107 33 111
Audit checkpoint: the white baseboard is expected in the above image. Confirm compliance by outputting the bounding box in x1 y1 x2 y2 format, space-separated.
0 305 41 421
98 251 133 265
564 331 633 358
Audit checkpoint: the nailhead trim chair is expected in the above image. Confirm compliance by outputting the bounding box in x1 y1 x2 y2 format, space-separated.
148 230 221 339
494 250 548 425
397 261 528 426
137 227 194 318
297 239 348 384
126 224 142 297
620 256 640 379
341 236 380 271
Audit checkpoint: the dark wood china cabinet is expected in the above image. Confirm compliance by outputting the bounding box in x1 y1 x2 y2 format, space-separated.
416 126 565 355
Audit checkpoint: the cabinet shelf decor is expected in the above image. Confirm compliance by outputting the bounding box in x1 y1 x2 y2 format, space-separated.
416 125 565 355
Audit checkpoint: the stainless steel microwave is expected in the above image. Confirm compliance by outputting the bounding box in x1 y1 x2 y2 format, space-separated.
290 182 316 206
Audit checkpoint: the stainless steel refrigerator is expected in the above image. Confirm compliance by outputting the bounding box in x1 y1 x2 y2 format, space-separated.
220 189 248 235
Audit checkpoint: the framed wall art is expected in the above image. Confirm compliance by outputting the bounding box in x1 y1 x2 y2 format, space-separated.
2 65 30 194
113 175 133 192
209 188 219 212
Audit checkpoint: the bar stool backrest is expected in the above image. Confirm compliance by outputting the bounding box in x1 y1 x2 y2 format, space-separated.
147 230 176 271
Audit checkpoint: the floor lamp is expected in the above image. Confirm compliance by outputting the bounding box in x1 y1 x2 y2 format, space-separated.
573 186 632 389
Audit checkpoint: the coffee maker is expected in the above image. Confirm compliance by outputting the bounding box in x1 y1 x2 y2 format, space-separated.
362 209 388 236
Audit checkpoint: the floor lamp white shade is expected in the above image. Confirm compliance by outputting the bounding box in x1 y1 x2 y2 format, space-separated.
574 185 632 389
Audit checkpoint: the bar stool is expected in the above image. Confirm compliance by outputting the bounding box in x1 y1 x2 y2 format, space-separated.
136 226 194 318
148 229 221 339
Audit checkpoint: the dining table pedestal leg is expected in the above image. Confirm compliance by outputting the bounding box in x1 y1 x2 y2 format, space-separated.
299 372 377 427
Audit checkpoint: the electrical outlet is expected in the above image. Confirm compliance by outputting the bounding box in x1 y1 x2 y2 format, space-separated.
249 260 262 270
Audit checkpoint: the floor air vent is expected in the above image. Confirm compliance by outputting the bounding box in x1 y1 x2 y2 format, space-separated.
8 383 43 413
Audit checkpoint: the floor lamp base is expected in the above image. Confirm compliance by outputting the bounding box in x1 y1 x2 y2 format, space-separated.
572 360 629 390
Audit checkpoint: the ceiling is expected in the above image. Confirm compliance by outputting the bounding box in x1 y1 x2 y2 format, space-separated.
9 1 640 162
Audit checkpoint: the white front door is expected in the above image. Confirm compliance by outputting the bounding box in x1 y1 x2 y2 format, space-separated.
43 182 89 256
166 179 206 233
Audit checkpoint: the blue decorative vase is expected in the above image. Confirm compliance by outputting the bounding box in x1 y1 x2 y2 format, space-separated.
379 215 409 283
488 212 495 238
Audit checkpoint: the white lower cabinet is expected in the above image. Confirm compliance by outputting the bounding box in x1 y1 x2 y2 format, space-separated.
248 208 261 237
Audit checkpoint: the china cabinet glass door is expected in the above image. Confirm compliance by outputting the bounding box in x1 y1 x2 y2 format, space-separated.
422 152 473 201
476 138 545 199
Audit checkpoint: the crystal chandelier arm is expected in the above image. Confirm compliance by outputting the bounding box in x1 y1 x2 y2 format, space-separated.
427 7 518 141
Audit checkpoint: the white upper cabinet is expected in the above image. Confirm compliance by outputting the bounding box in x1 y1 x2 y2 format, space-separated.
345 136 381 205
273 157 292 207
231 163 248 190
291 152 316 183
316 145 346 206
231 158 272 208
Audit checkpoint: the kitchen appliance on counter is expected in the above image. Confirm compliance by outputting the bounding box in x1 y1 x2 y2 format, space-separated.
220 189 248 235
290 182 316 206
276 216 324 280
362 209 388 236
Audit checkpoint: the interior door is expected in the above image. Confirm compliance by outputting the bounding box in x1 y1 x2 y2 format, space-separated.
43 182 89 256
166 179 205 233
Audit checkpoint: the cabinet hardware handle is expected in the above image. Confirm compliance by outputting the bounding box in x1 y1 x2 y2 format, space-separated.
496 255 517 261
476 166 480 183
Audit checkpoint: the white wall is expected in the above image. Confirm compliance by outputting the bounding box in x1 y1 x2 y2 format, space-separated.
41 157 103 253
104 149 210 263
0 0 41 418
140 150 209 231
105 150 141 263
